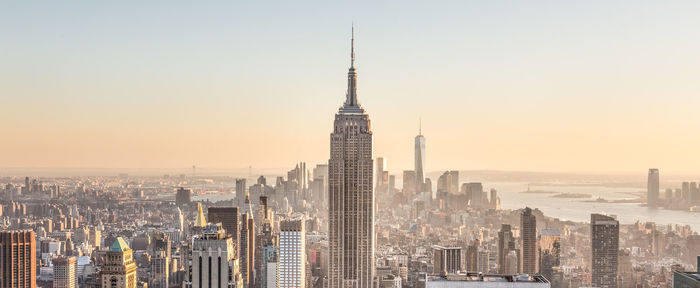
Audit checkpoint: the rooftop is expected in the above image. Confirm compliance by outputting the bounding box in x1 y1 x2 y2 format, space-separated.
674 271 700 282
423 273 550 287
109 237 131 252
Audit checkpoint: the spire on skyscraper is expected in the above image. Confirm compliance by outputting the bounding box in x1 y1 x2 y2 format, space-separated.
329 25 375 288
419 117 422 136
351 24 355 68
194 202 207 227
341 25 364 114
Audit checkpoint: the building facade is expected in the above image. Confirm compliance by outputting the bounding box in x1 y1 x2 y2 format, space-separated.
187 224 241 288
498 224 519 274
0 230 36 288
591 214 619 288
376 157 388 194
647 168 660 208
278 219 305 288
520 207 537 274
240 200 255 288
208 207 240 255
102 237 137 288
414 128 426 193
52 256 77 288
422 273 550 288
432 246 461 274
328 28 375 288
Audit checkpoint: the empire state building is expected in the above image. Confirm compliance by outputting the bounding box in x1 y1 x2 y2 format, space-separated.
328 28 375 288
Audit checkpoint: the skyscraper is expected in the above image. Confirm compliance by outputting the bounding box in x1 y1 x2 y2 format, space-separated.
279 219 306 288
187 224 241 288
151 231 171 288
414 121 426 193
176 187 192 208
237 179 247 206
328 27 375 288
151 251 170 288
52 256 77 288
208 207 240 253
465 240 479 272
432 246 461 274
520 207 537 274
102 237 137 288
376 157 387 194
0 230 36 288
647 168 659 208
402 171 417 195
240 195 256 288
591 214 619 288
438 171 459 195
312 164 329 206
463 182 483 207
538 229 561 283
498 224 519 274
256 196 277 288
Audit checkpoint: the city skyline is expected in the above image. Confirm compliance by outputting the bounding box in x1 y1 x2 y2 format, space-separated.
4 1 700 174
2 6 700 286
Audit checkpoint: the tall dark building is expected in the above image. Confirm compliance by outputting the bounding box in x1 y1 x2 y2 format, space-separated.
24 177 29 194
255 196 276 288
591 214 619 288
240 195 255 288
463 182 483 207
0 231 36 288
236 178 247 206
207 206 240 256
151 230 171 258
647 168 659 208
465 239 479 272
328 27 375 288
498 224 518 274
175 187 191 208
432 246 461 274
414 123 426 193
538 229 561 282
520 207 537 274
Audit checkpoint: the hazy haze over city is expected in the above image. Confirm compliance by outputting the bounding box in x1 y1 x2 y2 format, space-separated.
3 1 700 174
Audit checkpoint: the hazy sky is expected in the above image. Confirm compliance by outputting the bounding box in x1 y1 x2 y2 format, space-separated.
3 1 700 174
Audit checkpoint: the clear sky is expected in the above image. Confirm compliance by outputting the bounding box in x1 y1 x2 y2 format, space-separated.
2 1 700 174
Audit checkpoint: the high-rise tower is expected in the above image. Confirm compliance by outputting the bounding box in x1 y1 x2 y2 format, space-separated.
279 219 306 288
328 27 375 288
414 120 426 193
240 193 255 288
187 224 241 288
0 231 36 288
53 256 77 288
647 168 659 208
520 207 537 274
591 213 619 288
102 237 137 288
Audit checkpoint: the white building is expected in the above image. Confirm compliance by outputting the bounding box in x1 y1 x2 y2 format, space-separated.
266 262 278 288
278 219 305 288
53 256 77 288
